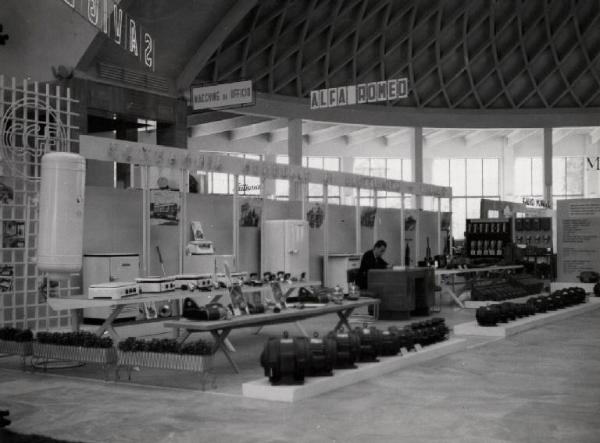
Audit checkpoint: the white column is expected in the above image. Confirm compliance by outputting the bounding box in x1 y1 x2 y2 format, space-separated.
502 138 515 202
543 127 553 203
412 127 424 209
288 118 303 201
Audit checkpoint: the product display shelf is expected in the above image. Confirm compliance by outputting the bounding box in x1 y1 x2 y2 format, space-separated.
242 337 468 402
454 297 600 337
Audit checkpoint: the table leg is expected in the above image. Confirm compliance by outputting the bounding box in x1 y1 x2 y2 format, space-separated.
440 284 465 309
210 329 239 374
70 308 83 332
175 330 192 345
95 305 126 342
334 308 356 331
294 321 309 337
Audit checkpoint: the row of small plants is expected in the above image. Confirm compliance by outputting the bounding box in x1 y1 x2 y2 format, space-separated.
118 337 212 355
1 327 212 355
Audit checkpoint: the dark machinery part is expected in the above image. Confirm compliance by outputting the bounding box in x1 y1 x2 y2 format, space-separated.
327 328 360 369
260 331 308 385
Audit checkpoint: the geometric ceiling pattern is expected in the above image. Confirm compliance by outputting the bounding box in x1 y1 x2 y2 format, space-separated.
196 0 600 109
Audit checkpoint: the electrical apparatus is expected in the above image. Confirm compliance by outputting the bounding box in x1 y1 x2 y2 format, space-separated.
174 274 213 290
136 276 176 293
261 220 309 279
88 282 139 300
82 253 140 324
186 240 214 255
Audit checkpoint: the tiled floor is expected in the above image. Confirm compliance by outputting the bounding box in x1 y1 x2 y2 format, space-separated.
1 304 599 442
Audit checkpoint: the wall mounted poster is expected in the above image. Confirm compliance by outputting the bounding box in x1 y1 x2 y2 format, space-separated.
556 198 600 282
149 190 180 226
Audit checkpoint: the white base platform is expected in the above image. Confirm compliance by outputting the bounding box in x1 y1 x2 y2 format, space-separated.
454 297 600 337
464 293 541 309
242 337 467 402
550 282 596 293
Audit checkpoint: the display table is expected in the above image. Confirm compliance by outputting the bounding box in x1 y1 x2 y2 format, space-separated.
435 265 524 309
46 281 321 342
164 298 380 373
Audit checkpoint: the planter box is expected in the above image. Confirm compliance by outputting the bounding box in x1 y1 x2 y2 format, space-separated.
117 350 212 372
32 342 117 365
0 339 33 357
116 350 214 389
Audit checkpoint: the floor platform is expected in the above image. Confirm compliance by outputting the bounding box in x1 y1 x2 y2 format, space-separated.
454 297 600 337
242 337 468 402
550 282 596 293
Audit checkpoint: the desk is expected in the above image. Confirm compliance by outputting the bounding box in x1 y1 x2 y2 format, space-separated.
164 298 379 373
46 281 321 342
435 265 524 309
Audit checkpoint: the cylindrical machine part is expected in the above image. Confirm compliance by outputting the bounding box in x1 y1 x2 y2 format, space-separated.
37 152 86 280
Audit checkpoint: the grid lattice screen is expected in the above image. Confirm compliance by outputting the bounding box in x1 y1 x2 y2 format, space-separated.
1 76 80 331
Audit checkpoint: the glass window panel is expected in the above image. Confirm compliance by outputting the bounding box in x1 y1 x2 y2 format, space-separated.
360 189 373 197
302 157 309 167
466 197 481 219
328 185 340 196
482 158 499 196
360 197 374 207
402 159 413 181
566 157 584 195
386 159 403 179
276 155 288 164
422 196 435 211
211 173 229 194
242 176 261 195
514 158 532 196
275 179 289 198
432 159 449 187
308 183 323 197
307 157 322 169
441 198 450 212
245 154 260 161
403 196 413 209
323 157 340 171
370 158 386 177
531 157 543 196
450 159 466 196
466 159 483 196
451 198 467 240
353 158 370 175
552 158 566 196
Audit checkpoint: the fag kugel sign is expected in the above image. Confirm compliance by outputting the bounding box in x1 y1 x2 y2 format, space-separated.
310 78 408 109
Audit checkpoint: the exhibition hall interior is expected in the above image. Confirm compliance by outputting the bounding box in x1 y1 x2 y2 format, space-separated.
1 1 600 442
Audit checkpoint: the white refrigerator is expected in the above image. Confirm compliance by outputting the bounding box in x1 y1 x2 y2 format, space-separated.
261 220 309 279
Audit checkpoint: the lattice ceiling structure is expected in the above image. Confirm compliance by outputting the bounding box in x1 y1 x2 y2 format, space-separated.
195 0 600 111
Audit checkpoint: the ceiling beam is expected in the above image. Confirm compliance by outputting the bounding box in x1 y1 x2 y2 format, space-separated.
187 111 242 127
424 129 467 148
507 129 538 147
266 121 330 143
304 125 359 145
228 118 289 141
176 0 258 92
465 129 508 147
344 127 397 146
552 128 575 145
189 115 266 138
383 128 412 146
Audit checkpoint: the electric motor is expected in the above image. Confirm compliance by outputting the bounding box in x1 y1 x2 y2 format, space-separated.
306 333 336 376
327 328 360 369
260 331 309 385
353 324 384 362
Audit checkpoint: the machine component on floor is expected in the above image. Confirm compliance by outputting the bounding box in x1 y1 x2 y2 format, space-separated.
306 332 336 376
353 324 383 362
379 329 402 356
387 326 416 351
136 276 176 293
260 331 308 385
476 305 500 326
578 271 600 283
409 318 449 345
594 282 600 297
327 328 360 369
87 282 139 299
182 298 228 321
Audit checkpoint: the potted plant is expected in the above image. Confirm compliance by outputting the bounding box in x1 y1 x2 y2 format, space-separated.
0 327 33 370
117 337 214 389
33 331 116 378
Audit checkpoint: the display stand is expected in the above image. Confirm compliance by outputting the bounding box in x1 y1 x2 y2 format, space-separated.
454 297 600 337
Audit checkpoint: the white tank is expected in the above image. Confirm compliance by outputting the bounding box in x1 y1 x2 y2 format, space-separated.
37 152 86 280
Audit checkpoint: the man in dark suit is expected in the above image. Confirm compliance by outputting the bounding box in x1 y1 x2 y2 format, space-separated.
357 240 389 289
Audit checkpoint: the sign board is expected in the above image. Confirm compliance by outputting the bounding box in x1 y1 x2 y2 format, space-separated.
190 80 254 111
62 0 155 71
310 78 408 109
556 198 600 282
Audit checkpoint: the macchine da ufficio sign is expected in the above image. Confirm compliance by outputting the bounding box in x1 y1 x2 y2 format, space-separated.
310 78 408 109
190 80 254 111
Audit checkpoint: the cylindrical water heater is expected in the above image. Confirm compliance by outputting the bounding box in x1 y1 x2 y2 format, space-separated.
37 152 86 280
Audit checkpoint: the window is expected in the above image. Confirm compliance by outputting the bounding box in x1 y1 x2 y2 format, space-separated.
552 156 584 208
353 158 412 208
432 158 501 239
275 155 341 204
514 157 543 200
204 153 262 196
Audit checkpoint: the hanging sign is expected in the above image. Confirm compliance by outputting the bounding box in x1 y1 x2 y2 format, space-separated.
190 80 254 110
310 78 408 109
62 0 155 71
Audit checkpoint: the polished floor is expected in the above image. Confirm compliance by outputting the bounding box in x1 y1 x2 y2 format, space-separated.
1 307 599 443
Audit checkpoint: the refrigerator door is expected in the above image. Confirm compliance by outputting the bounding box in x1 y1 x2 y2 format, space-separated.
284 220 309 277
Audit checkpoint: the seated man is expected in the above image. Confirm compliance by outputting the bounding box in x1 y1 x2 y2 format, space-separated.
356 240 389 289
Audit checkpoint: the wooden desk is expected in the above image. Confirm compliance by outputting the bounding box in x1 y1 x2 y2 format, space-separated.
434 265 524 308
164 298 380 373
46 281 321 342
